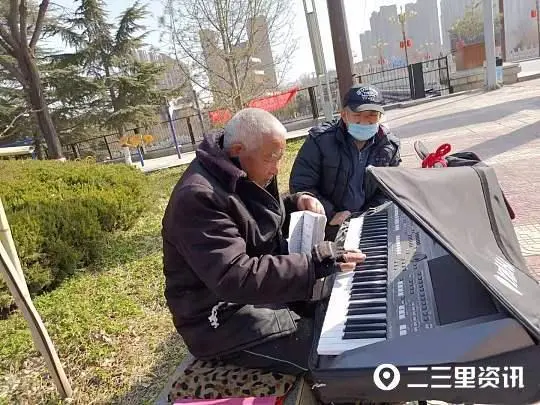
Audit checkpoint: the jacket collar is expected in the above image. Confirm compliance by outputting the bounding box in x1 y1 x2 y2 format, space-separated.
196 131 247 193
195 131 280 198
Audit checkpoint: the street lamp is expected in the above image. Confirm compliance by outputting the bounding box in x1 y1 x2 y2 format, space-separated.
372 39 388 70
389 6 417 67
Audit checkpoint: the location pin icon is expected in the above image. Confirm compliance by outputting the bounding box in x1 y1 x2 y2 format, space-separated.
373 364 401 391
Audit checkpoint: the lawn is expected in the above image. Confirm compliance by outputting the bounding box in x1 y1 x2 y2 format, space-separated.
0 138 306 405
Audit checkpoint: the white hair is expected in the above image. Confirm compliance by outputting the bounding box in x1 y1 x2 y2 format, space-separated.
223 108 286 151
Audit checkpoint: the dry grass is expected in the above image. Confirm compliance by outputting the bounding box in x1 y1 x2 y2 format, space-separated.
0 138 307 405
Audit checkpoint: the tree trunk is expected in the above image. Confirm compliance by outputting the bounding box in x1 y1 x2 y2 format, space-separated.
20 52 64 160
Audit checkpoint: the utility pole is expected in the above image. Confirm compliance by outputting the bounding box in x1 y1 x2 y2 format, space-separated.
327 0 354 107
484 0 497 90
303 0 333 121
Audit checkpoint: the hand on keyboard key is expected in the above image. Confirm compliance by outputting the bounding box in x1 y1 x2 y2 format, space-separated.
339 250 367 272
312 242 366 277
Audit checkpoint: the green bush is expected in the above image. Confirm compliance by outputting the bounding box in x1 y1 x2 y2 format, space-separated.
0 159 149 310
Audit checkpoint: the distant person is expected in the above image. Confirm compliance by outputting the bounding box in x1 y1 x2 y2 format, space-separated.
289 84 401 240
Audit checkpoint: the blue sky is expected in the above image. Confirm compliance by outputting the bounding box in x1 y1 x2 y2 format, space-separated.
46 0 417 83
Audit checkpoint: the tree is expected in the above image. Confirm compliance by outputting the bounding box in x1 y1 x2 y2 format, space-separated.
52 0 179 138
449 2 502 45
160 0 297 111
0 0 64 159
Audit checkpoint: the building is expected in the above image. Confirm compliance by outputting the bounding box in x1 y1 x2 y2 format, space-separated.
134 49 191 94
502 0 539 60
404 0 442 59
360 0 442 68
199 16 278 107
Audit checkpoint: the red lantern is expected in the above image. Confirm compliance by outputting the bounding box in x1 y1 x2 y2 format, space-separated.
406 39 412 48
532 9 538 18
400 40 405 49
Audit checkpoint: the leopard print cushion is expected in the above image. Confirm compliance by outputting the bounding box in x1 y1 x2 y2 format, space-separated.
168 358 298 403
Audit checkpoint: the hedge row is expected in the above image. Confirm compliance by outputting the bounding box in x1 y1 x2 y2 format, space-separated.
0 159 149 310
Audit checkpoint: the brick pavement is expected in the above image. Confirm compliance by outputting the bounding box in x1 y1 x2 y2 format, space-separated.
384 79 540 279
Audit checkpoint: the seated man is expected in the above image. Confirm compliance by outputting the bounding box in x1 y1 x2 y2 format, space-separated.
289 84 401 241
161 107 365 376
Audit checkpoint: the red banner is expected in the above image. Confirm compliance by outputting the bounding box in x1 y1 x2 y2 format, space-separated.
208 109 233 125
248 87 298 112
208 87 298 125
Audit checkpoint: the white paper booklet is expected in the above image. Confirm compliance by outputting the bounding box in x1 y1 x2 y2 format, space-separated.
287 211 327 256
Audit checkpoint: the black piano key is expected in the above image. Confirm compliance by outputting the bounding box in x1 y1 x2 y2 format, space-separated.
360 227 388 235
355 264 387 271
348 298 386 307
343 331 387 339
352 274 387 281
349 291 386 299
348 291 386 300
361 260 388 266
352 275 386 283
352 280 387 287
347 305 386 315
346 316 386 324
361 232 387 238
344 322 387 332
354 268 387 274
359 243 387 250
350 284 387 291
360 247 388 252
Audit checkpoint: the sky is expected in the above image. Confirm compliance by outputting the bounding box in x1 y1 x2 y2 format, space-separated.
46 0 423 83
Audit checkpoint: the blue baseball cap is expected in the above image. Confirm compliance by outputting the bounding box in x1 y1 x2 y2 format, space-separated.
343 84 384 113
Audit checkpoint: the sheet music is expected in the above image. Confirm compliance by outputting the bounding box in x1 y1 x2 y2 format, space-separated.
288 211 327 256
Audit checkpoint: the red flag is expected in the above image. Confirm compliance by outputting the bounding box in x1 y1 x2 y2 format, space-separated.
207 88 298 125
248 88 299 112
208 109 232 125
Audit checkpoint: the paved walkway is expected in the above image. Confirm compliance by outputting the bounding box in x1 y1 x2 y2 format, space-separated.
140 79 540 278
383 78 540 278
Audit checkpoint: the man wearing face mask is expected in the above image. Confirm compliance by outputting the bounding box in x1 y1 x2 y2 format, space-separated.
289 84 401 241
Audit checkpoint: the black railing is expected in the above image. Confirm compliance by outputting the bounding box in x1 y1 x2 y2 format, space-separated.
63 56 453 163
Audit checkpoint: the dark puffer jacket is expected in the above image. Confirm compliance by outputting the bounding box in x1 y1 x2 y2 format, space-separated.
289 119 401 219
161 132 320 359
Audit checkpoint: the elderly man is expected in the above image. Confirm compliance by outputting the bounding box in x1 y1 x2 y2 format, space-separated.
289 84 401 241
162 107 365 375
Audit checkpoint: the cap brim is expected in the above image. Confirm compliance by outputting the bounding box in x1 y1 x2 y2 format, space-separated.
348 103 384 113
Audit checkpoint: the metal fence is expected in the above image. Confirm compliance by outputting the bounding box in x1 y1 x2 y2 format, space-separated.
62 56 453 162
355 56 452 103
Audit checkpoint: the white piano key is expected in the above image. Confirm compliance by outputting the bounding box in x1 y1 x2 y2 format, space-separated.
317 209 390 356
317 338 386 355
343 217 363 250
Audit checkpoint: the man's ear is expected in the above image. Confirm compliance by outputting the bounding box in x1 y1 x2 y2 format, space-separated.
228 143 244 157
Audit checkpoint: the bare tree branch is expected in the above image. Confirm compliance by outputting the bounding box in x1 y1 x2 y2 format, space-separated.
8 0 21 45
19 0 28 47
30 0 50 50
161 0 296 110
0 109 39 137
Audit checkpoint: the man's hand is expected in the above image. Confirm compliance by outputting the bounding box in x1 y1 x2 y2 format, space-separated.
297 194 325 215
329 210 351 226
338 250 366 272
311 242 366 279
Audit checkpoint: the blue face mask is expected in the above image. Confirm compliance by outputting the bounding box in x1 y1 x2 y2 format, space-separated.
347 123 378 141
